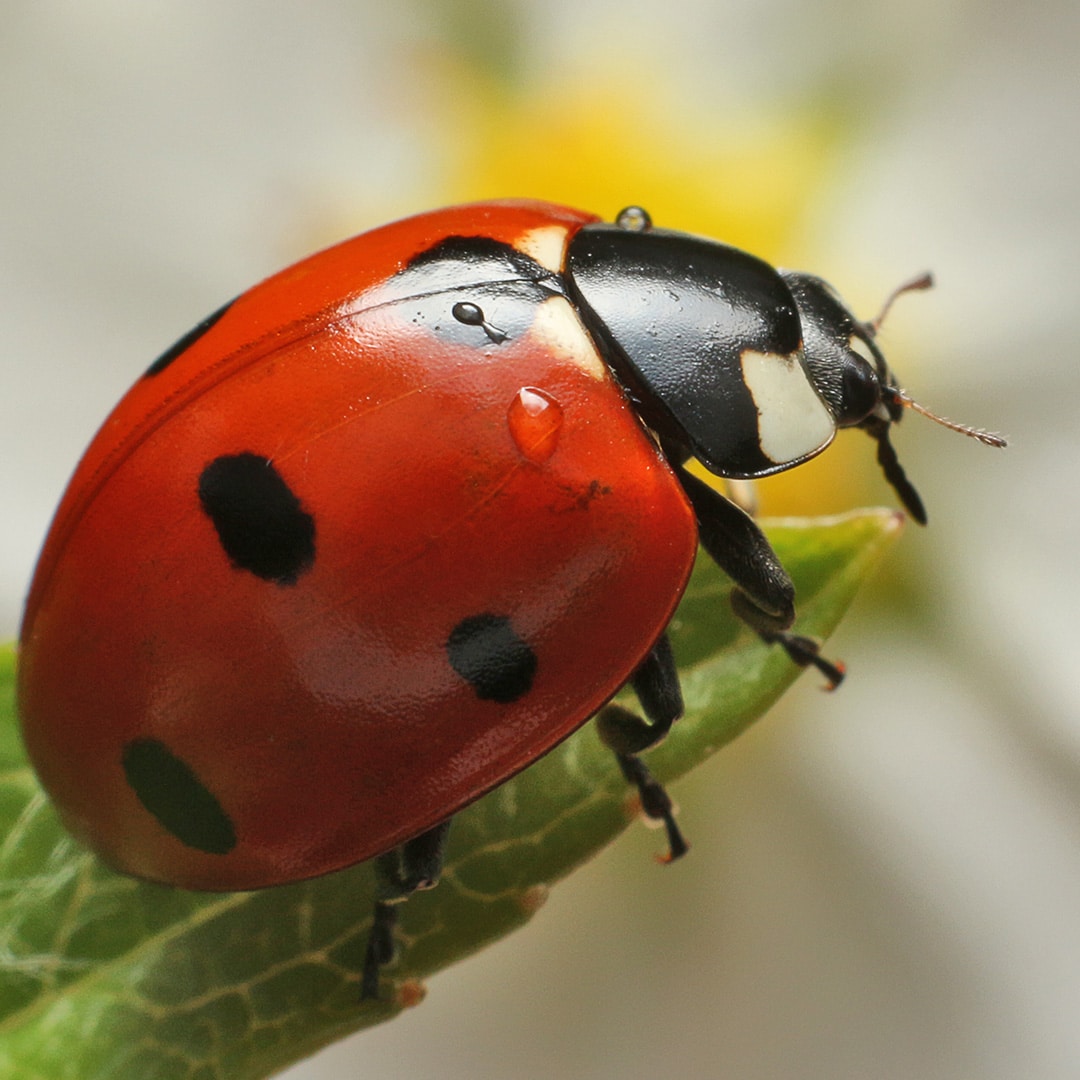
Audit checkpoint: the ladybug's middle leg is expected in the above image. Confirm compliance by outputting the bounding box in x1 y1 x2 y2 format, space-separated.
597 632 689 861
361 818 452 1000
675 465 844 688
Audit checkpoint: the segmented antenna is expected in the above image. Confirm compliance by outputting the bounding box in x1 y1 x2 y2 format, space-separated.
892 390 1008 448
863 271 1006 523
868 270 1008 447
867 272 935 336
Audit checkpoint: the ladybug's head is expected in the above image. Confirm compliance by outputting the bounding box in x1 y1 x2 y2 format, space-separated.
781 270 1005 525
565 208 1003 524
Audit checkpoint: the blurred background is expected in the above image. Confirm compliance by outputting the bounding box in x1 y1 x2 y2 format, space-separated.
2 1 1077 1077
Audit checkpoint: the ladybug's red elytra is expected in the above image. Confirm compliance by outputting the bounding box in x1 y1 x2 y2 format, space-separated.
16 200 1003 999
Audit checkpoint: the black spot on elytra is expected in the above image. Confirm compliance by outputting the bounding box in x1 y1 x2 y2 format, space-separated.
122 737 237 855
198 453 315 585
446 614 537 703
145 298 235 377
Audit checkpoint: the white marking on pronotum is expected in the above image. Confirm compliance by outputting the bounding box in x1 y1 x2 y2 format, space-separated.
740 350 835 465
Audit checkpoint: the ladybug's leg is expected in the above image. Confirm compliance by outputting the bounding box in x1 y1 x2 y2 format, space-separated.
597 633 689 861
676 466 844 688
361 818 452 1000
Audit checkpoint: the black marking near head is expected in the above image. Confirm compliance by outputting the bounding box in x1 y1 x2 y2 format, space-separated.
379 234 565 352
198 453 315 585
145 298 235 377
405 235 556 286
446 614 537 704
122 737 237 855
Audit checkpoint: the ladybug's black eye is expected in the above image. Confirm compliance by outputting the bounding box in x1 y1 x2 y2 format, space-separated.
835 354 881 426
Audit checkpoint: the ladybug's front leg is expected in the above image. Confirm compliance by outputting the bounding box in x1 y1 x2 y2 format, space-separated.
597 633 689 861
675 466 844 688
362 818 452 1000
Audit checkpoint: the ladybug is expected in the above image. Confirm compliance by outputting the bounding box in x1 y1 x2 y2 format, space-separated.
16 200 1002 999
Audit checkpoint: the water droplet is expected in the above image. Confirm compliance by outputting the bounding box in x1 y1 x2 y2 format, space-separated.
616 205 652 232
452 300 507 343
507 387 564 463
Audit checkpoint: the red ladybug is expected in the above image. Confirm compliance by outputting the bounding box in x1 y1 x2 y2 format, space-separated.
16 200 1000 998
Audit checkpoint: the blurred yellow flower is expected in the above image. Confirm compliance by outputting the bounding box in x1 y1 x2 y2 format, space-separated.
434 67 836 258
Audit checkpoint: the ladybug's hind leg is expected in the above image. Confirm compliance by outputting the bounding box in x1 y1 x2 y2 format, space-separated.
362 818 452 1001
676 466 844 688
597 633 689 861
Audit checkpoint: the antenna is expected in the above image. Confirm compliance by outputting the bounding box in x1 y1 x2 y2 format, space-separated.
892 389 1008 448
867 272 935 335
861 271 1006 524
866 271 1007 448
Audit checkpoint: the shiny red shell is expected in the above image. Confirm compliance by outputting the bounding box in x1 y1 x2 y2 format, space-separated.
17 200 698 890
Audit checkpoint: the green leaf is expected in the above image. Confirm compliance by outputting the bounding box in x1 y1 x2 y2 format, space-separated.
0 510 901 1079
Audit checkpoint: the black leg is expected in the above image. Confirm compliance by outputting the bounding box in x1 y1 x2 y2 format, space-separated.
613 751 689 862
361 901 399 1001
597 633 681 755
867 419 927 525
730 590 846 687
597 633 689 861
361 818 452 1001
676 465 844 688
